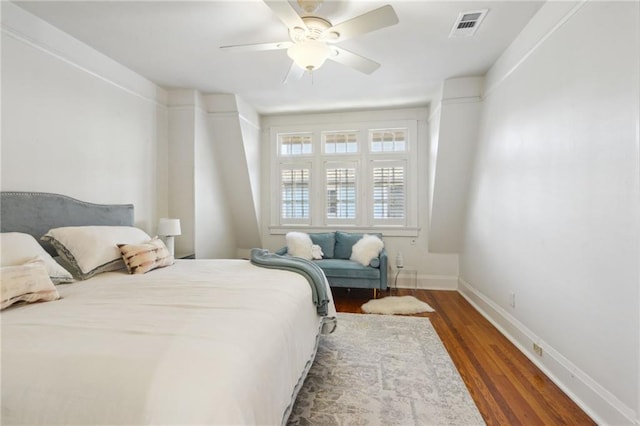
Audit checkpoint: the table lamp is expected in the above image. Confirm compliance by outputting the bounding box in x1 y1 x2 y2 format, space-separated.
157 218 181 256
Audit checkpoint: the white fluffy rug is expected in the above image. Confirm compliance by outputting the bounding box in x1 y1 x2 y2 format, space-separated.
361 295 435 315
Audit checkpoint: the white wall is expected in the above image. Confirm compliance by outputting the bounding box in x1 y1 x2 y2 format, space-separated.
428 77 483 253
261 108 459 289
1 2 168 233
166 90 238 259
166 90 197 256
207 94 262 258
195 103 237 259
458 1 640 423
237 96 262 229
2 3 255 260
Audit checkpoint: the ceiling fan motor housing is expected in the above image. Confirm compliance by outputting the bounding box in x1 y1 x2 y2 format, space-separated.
290 16 335 42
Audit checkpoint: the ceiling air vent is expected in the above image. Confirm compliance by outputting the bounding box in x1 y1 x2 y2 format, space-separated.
449 9 488 38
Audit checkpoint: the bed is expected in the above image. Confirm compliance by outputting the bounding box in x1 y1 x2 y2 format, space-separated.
0 191 336 425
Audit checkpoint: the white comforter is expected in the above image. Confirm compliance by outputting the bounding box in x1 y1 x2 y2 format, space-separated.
1 259 336 425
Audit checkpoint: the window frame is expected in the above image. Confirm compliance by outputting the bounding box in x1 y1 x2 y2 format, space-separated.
270 119 418 235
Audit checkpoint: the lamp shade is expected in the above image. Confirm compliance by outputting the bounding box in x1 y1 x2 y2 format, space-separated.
287 40 330 71
157 218 181 236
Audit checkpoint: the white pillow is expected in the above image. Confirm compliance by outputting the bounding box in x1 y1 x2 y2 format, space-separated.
311 244 324 260
1 259 61 310
0 232 74 283
350 234 384 266
42 226 152 280
286 232 313 260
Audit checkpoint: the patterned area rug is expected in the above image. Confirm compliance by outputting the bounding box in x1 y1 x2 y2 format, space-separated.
288 313 485 426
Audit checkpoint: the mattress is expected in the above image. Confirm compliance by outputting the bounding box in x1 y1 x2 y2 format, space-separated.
1 259 336 425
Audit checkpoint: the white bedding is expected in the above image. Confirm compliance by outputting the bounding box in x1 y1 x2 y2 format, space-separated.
1 259 336 425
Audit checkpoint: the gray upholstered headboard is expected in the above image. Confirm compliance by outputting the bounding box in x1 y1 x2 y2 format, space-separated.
1 192 134 256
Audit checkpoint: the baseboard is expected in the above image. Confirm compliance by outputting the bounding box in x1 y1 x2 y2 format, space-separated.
457 277 636 425
393 273 458 290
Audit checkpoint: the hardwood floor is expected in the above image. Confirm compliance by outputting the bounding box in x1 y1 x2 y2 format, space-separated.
331 287 596 426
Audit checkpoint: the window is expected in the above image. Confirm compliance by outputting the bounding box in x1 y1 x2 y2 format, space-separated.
280 167 310 222
279 133 312 156
370 129 407 153
271 119 418 234
323 131 358 154
372 162 405 223
326 164 357 221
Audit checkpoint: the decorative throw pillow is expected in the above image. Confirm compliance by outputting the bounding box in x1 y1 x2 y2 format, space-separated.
0 232 74 283
42 226 152 280
350 234 385 266
334 231 364 259
118 237 174 274
285 232 314 260
311 244 324 260
309 232 335 258
1 259 61 310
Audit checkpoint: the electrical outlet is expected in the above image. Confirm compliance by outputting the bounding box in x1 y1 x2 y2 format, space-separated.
533 343 543 357
509 292 515 308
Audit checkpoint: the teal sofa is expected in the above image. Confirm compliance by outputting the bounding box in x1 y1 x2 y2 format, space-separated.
276 231 388 296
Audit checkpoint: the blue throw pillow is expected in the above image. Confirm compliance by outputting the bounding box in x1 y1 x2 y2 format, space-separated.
334 231 364 259
309 232 335 258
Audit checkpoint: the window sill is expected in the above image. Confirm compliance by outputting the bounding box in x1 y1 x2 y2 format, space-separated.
269 226 420 237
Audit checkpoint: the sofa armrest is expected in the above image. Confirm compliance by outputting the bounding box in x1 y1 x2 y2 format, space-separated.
379 248 388 289
275 247 288 256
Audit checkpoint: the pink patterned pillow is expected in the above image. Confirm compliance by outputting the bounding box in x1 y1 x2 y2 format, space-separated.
1 259 61 310
118 237 174 274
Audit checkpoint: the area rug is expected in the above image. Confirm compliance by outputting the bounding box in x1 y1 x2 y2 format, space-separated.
287 313 485 425
361 295 435 315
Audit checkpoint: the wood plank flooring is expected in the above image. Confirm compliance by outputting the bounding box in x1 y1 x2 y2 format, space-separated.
331 287 596 426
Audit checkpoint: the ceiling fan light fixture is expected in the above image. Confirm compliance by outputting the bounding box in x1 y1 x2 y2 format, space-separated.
287 40 330 72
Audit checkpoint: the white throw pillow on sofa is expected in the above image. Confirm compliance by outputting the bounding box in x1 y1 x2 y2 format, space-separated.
350 234 384 266
286 232 314 260
311 244 324 260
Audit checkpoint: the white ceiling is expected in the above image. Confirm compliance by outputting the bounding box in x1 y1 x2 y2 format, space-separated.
14 0 543 115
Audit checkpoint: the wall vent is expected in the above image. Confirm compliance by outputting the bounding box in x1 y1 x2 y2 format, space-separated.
449 9 488 38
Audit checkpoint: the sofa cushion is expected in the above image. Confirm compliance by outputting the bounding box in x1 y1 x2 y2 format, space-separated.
334 231 363 259
314 259 380 280
334 231 383 260
309 232 335 259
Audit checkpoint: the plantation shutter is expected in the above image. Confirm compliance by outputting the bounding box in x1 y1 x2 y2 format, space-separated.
326 166 357 220
281 168 310 220
372 164 405 221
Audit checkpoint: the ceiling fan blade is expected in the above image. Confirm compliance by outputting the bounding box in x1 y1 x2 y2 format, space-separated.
220 41 292 52
324 4 399 42
329 47 380 74
283 61 305 84
264 0 307 30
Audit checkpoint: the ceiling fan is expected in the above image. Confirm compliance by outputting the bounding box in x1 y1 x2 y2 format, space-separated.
220 0 399 82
